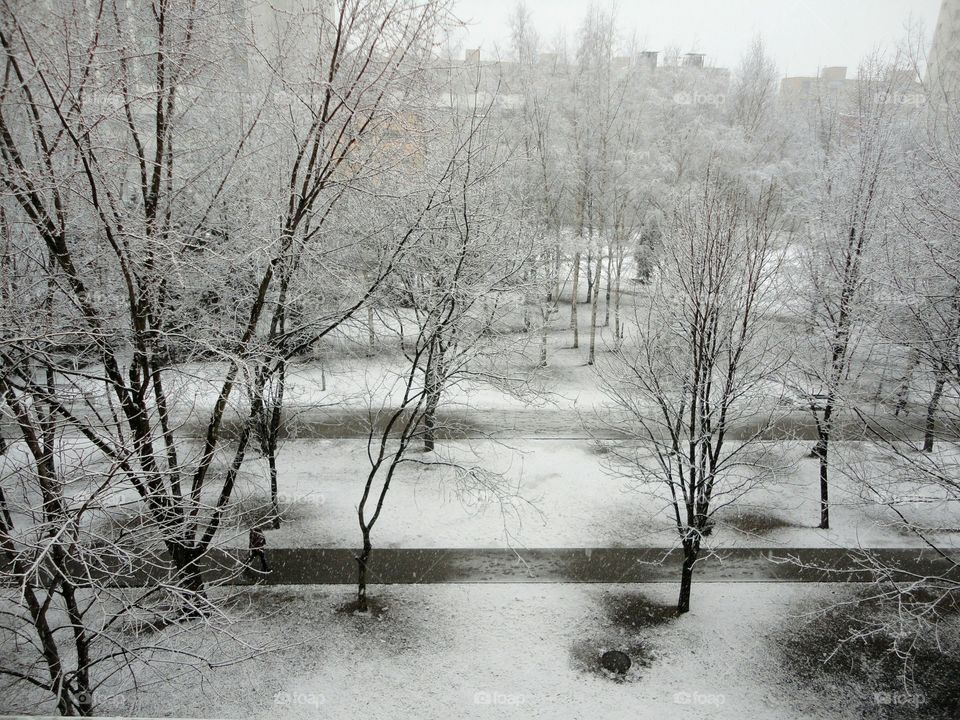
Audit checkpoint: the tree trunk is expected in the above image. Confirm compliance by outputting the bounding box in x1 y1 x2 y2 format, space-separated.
814 435 830 529
588 254 603 365
268 449 280 529
367 304 376 357
356 536 372 612
677 544 698 614
923 367 947 453
0 487 14 531
423 409 436 452
20 581 71 715
614 258 623 347
60 581 94 715
169 541 208 616
570 252 580 348
423 358 440 452
539 314 548 367
586 251 593 300
522 270 531 333
553 245 562 305
604 249 612 327
267 365 285 529
894 347 920 416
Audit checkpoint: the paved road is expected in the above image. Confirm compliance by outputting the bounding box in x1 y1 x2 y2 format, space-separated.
197 407 960 442
76 547 960 587
8 403 957 441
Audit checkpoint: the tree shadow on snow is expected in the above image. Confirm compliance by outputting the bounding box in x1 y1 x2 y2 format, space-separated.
772 588 960 720
713 508 800 537
569 589 678 683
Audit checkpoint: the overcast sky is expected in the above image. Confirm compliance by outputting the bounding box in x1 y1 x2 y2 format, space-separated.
449 0 943 77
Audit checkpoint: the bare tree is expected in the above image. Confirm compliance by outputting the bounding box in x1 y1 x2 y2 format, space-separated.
0 0 453 710
881 97 960 453
563 7 625 363
730 37 779 140
793 61 911 529
220 0 457 532
509 3 567 368
780 55 960 709
354 97 530 610
600 172 784 613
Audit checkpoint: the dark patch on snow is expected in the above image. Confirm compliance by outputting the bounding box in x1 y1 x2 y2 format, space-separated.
335 595 392 619
226 586 314 609
715 508 799 536
119 613 179 636
229 586 433 657
117 602 212 637
211 407 487 440
773 589 960 719
589 441 613 456
227 494 323 529
600 589 678 631
570 589 676 683
569 637 653 683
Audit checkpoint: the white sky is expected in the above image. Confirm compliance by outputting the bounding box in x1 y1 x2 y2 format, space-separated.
449 0 943 77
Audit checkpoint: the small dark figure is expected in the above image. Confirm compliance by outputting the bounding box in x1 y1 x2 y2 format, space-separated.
246 525 270 573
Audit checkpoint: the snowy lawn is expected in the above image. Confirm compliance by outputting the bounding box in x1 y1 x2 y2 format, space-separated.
4 435 958 552
4 582 948 720
217 438 960 551
50 307 628 427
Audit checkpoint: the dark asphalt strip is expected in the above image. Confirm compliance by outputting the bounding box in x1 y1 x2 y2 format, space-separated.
59 547 960 587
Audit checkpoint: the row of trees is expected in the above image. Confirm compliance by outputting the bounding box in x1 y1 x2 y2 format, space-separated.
1 0 959 713
505 5 762 369
475 6 955 629
601 54 948 614
0 0 486 711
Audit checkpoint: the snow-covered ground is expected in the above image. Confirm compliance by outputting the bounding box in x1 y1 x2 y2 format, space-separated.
0 583 872 719
215 438 960 551
5 432 957 551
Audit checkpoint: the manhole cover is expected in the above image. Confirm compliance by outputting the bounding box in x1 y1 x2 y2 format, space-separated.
599 650 631 674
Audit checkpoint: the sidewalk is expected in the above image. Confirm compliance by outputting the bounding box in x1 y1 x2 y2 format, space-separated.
74 546 960 587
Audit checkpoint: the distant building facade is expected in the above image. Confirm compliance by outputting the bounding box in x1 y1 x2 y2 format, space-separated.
780 64 924 111
780 66 856 104
928 0 960 97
